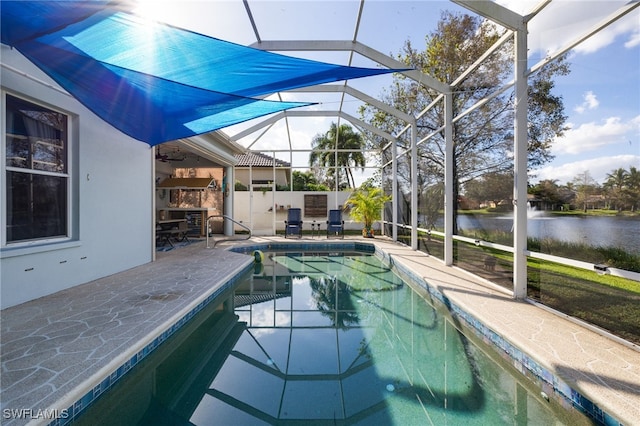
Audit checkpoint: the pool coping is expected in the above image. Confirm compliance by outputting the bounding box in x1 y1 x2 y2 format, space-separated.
0 244 254 426
52 261 254 426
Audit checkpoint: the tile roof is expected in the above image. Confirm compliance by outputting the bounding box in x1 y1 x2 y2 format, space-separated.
234 152 290 168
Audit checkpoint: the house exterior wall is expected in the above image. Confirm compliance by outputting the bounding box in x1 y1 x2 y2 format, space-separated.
1 46 153 308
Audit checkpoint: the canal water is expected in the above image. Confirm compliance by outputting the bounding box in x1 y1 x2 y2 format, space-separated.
455 214 640 253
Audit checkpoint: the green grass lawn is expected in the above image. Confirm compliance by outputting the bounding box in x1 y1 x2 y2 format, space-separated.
453 241 640 345
526 258 640 345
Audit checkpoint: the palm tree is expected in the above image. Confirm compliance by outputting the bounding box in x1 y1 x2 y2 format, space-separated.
604 168 628 210
605 168 628 189
309 122 365 189
625 166 640 211
626 166 640 190
344 186 392 237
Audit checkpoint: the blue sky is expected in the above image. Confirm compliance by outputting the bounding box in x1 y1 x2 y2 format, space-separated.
136 0 639 186
516 0 640 185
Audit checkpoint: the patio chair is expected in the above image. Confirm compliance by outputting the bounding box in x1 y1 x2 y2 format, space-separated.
284 208 303 238
326 209 344 239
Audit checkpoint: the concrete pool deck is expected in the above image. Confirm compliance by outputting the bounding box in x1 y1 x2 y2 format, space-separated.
0 236 638 425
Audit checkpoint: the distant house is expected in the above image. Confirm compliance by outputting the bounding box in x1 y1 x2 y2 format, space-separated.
584 194 607 210
234 152 291 189
458 196 480 210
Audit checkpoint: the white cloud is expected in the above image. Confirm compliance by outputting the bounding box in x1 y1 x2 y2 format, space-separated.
499 2 640 57
574 91 599 114
625 25 640 48
252 117 332 149
574 11 640 54
532 154 640 184
552 115 638 155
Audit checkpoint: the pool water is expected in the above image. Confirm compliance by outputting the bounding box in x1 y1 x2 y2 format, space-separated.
76 251 594 425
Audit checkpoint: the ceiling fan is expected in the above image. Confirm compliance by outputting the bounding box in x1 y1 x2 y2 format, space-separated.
155 147 186 162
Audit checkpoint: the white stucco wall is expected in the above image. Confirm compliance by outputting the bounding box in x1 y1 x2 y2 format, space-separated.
1 47 153 308
232 190 377 235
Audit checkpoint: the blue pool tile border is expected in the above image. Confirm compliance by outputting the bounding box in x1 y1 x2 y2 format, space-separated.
50 262 253 426
229 241 376 255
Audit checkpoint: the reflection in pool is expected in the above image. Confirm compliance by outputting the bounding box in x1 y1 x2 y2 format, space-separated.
76 251 593 425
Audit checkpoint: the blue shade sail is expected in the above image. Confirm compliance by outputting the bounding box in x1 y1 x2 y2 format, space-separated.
36 10 404 97
0 1 111 46
17 43 313 145
1 1 408 145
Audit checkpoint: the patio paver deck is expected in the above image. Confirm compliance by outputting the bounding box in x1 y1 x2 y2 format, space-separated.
0 242 252 426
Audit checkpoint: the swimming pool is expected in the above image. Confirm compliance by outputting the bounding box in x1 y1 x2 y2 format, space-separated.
74 249 593 425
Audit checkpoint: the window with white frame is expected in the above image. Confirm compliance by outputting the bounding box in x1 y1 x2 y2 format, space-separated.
4 94 69 244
